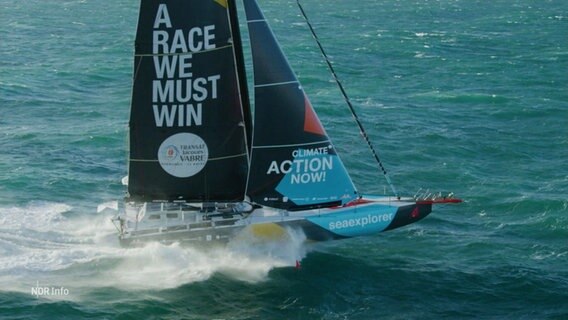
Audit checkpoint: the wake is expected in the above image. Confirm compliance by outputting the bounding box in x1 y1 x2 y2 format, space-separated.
0 201 308 297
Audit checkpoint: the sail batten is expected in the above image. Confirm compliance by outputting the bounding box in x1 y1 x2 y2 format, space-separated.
252 140 332 149
134 44 233 57
254 80 299 88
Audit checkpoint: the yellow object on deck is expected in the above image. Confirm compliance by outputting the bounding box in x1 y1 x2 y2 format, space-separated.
249 223 287 240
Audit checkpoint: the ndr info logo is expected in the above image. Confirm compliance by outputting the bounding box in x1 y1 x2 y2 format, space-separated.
31 281 70 298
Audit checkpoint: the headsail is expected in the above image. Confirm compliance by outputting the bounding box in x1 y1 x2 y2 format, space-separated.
128 0 250 202
243 0 358 209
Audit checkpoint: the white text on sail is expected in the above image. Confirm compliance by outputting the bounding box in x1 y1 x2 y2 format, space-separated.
266 147 334 184
151 4 221 128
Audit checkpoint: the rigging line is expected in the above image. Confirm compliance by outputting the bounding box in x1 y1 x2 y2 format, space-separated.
296 0 399 198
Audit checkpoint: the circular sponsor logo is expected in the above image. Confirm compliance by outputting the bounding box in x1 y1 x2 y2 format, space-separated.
158 133 208 178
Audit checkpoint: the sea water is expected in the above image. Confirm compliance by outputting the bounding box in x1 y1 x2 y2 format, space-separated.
1 0 567 318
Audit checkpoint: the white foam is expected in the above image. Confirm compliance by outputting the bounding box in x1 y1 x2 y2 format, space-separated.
0 201 71 231
0 201 309 296
103 226 307 290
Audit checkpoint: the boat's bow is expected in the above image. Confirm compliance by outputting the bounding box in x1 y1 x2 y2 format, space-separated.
386 195 463 231
294 194 462 240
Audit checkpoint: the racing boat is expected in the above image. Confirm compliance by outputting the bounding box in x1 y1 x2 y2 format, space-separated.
114 0 460 246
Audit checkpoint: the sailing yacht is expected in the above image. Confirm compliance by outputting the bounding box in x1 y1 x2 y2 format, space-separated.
114 0 460 246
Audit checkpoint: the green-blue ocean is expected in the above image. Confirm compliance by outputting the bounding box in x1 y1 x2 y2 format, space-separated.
1 0 567 319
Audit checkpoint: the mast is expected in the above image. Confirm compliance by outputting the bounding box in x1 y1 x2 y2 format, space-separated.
227 0 253 156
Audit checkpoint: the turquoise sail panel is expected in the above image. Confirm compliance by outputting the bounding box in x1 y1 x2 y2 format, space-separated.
274 148 356 206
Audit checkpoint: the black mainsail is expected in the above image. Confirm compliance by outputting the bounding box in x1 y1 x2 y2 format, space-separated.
243 0 358 209
128 0 250 202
